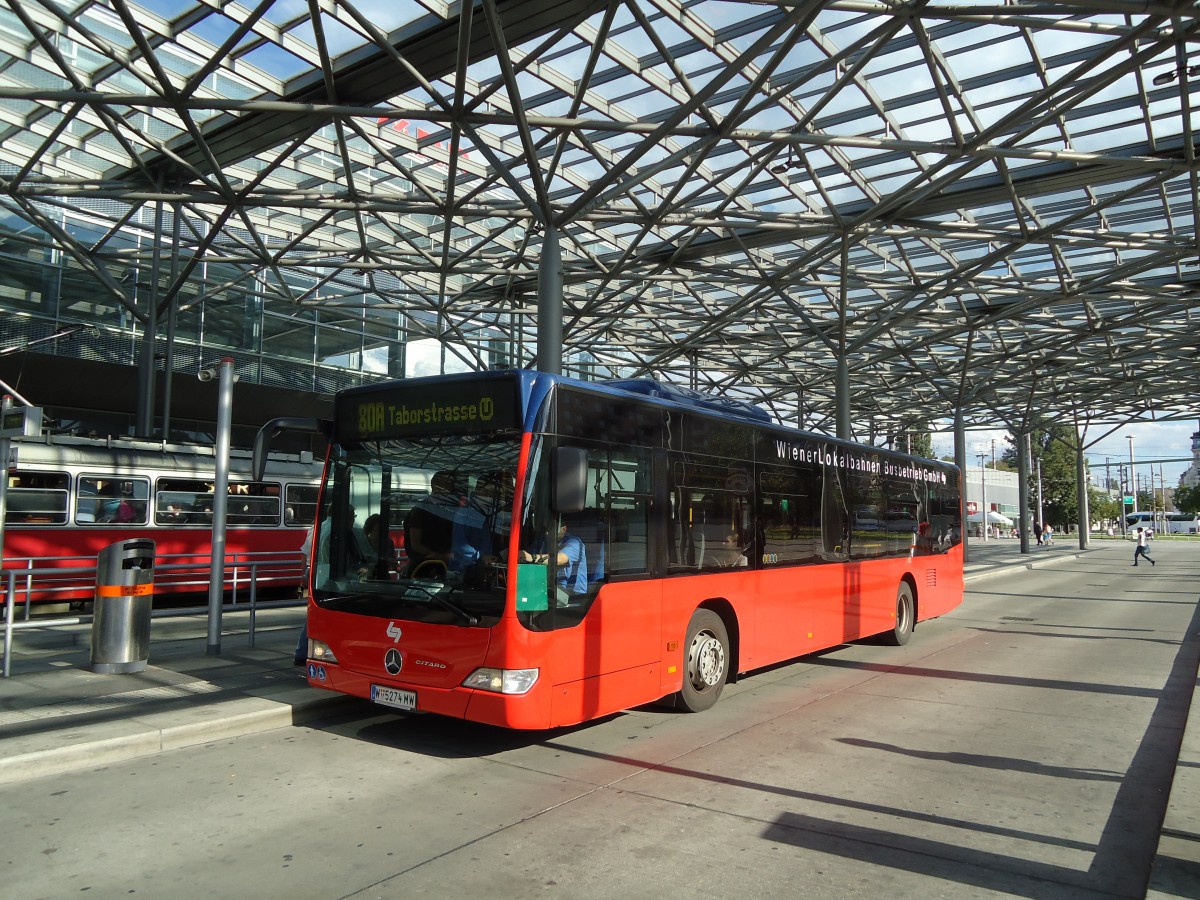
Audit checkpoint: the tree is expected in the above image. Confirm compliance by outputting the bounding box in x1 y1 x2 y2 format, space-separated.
893 426 933 459
1039 426 1082 527
1003 425 1083 527
1176 484 1200 514
1088 488 1120 526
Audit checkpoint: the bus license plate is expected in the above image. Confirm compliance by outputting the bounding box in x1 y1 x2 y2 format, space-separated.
371 685 417 711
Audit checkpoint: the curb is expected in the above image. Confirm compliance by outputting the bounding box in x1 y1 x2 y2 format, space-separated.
0 692 356 786
964 549 1089 583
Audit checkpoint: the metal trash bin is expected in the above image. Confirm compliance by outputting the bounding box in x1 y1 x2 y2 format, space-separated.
91 539 155 674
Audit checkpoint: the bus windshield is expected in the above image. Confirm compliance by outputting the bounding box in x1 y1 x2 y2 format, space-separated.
310 434 520 627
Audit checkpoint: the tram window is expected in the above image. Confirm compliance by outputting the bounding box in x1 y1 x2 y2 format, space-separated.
155 491 195 525
155 478 282 526
79 476 149 525
228 491 280 526
285 485 319 526
5 471 69 525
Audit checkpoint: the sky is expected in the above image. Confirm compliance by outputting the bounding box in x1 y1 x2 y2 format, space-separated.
932 420 1200 488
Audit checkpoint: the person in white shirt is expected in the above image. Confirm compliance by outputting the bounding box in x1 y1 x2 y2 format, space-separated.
1132 527 1155 567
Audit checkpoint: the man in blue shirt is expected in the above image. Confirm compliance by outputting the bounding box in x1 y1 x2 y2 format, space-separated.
523 521 588 596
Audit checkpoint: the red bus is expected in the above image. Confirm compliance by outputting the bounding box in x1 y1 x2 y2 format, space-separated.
2 435 323 604
258 370 963 729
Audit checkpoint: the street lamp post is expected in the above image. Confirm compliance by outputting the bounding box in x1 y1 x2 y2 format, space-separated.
978 452 989 542
1035 456 1044 535
1128 435 1136 515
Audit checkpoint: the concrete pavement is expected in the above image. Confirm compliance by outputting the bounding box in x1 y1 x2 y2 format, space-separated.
1 538 1196 896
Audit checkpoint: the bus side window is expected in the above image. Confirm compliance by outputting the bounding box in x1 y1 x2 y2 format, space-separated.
6 471 70 524
599 448 650 578
879 476 921 558
757 465 819 567
926 477 961 552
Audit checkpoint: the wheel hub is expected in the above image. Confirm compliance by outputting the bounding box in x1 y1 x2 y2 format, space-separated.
689 632 725 689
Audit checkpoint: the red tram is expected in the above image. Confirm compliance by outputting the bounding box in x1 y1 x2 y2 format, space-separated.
2 435 324 605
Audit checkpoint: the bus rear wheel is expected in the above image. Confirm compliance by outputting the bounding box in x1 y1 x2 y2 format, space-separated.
879 581 915 646
678 609 729 712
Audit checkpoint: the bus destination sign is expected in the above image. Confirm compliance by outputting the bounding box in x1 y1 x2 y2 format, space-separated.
338 376 520 442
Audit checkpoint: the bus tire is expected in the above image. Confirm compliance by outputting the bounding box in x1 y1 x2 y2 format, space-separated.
678 609 730 712
879 581 915 646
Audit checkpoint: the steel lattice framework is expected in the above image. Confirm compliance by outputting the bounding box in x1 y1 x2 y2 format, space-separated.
0 0 1197 443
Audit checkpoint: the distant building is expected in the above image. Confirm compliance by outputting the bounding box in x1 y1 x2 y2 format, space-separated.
1182 420 1200 488
963 467 1021 535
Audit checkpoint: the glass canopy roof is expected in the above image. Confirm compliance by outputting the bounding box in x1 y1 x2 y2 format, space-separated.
0 0 1197 441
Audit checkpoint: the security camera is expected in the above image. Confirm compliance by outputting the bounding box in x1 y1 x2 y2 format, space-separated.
197 366 219 382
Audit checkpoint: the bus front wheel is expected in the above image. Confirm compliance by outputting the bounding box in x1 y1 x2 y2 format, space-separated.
880 581 915 646
678 609 730 712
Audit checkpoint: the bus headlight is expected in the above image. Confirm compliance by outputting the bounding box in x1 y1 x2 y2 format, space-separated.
462 667 539 695
309 639 338 664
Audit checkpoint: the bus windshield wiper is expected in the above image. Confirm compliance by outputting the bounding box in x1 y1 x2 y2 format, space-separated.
316 592 370 609
404 581 479 626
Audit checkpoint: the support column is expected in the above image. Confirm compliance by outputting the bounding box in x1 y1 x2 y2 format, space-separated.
954 412 968 564
206 358 235 657
1017 432 1031 554
836 356 851 441
836 230 850 441
160 203 181 439
1076 436 1090 550
136 199 164 436
536 227 562 375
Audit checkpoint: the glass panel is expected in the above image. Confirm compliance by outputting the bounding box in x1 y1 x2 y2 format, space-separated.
312 435 519 628
154 479 212 524
925 472 962 554
155 478 283 525
604 448 650 577
757 464 819 567
883 474 923 556
846 469 886 560
668 456 752 573
5 471 69 524
80 475 149 524
285 484 319 526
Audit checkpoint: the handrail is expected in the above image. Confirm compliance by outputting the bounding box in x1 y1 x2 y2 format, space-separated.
1 550 305 603
2 556 306 678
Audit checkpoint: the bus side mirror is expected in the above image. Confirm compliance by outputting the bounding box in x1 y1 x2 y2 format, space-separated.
552 447 588 514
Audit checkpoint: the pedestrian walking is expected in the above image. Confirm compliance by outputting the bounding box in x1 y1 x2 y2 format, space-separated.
1132 527 1155 567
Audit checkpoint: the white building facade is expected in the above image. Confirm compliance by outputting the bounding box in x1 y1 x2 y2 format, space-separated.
1181 421 1200 489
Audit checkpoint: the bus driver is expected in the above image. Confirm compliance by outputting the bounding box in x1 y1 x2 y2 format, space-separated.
521 520 588 598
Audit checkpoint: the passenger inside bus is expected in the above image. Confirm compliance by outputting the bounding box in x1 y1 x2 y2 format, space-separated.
403 470 461 577
452 470 513 570
358 513 397 580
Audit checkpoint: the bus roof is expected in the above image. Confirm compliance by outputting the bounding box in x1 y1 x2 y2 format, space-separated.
603 378 773 424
